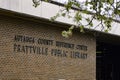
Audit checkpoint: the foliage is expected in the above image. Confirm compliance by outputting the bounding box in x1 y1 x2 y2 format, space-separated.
32 0 120 38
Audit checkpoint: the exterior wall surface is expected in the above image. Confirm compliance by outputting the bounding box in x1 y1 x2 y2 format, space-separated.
0 0 120 36
0 15 96 80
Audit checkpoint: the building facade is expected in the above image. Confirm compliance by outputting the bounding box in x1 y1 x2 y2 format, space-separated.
0 0 120 80
0 9 96 80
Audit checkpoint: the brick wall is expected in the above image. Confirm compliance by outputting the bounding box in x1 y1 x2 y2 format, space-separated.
0 15 96 80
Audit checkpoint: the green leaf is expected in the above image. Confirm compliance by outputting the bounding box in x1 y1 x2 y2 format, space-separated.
32 0 40 8
65 1 73 11
74 1 80 8
104 29 108 32
61 13 66 17
69 26 74 30
81 10 89 14
62 31 69 38
67 30 73 36
108 0 114 4
74 11 82 23
85 1 88 6
79 25 84 32
117 10 120 15
86 18 90 22
44 0 48 2
50 17 55 22
61 25 74 38
90 22 93 27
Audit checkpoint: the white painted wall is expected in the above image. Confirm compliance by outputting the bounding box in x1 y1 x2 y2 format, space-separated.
0 0 120 36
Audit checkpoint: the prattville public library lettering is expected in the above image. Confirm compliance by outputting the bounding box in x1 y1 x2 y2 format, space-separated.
13 35 88 59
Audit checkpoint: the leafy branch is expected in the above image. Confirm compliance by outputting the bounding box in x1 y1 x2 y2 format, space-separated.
32 0 120 38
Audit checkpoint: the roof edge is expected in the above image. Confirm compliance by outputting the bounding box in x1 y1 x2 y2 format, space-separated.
0 8 120 45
